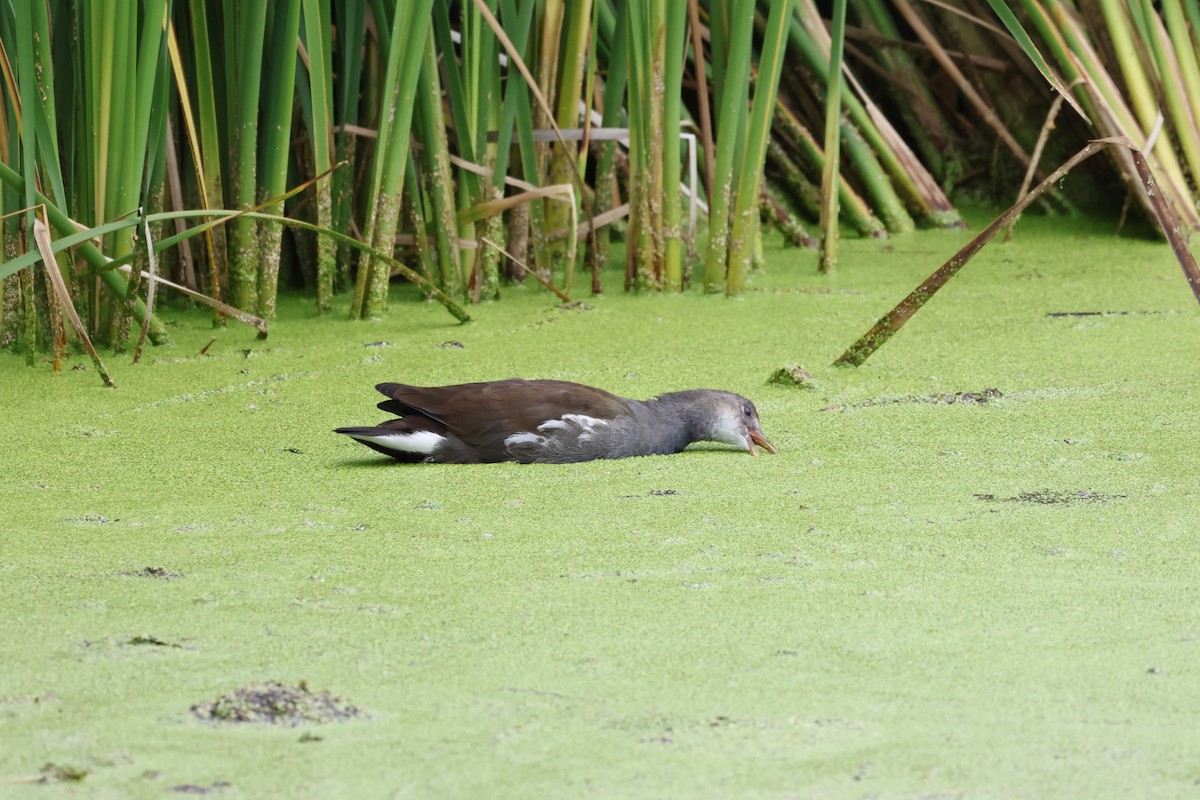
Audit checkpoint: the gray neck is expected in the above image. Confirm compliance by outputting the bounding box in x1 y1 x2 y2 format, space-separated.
627 391 712 454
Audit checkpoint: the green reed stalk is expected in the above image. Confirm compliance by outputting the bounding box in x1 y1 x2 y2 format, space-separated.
466 2 504 299
546 0 592 289
787 1 915 233
661 0 688 291
727 0 794 293
352 0 434 319
591 0 628 278
818 0 846 275
301 0 336 313
181 1 229 301
225 0 268 311
414 31 463 297
256 2 302 319
703 0 754 292
1142 0 1200 186
625 2 657 288
331 0 366 291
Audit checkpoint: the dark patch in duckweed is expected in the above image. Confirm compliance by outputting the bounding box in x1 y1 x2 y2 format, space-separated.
169 780 232 794
824 388 1002 411
40 762 88 783
974 489 1125 505
191 680 362 726
124 566 180 579
437 340 464 349
65 513 114 524
621 489 680 499
125 635 182 648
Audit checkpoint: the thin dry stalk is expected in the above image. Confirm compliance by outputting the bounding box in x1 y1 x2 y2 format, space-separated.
133 216 157 363
480 237 571 302
117 264 267 336
1005 86 1074 241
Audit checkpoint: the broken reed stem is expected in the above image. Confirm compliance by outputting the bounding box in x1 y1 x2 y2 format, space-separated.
1129 148 1200 302
834 137 1200 367
834 140 1102 367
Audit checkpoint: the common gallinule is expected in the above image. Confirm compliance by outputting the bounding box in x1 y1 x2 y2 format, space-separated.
335 379 777 464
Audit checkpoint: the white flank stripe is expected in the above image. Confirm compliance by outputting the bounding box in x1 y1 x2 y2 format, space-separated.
536 419 570 432
351 430 444 455
560 413 606 431
504 432 546 447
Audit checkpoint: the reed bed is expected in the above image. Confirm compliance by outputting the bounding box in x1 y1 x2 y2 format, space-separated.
2 1 1197 375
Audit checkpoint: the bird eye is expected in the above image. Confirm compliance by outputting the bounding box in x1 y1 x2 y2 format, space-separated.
743 405 752 417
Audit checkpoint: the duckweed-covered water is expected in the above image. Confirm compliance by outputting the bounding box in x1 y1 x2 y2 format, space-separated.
2 210 1198 798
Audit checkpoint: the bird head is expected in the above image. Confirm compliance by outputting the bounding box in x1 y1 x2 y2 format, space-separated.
708 393 777 456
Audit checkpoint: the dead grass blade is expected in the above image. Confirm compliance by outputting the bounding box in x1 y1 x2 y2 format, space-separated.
32 214 115 387
456 184 574 226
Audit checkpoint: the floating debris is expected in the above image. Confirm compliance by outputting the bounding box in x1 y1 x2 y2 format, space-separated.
824 388 1002 411
124 566 180 579
64 513 113 524
191 680 361 726
768 364 821 391
16 762 89 784
1046 310 1171 317
124 635 182 648
973 489 1125 505
169 780 232 794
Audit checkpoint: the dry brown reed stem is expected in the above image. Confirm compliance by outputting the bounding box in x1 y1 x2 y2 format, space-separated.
687 0 715 200
890 0 1032 171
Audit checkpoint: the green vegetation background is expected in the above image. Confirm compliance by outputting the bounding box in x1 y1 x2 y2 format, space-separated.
2 212 1198 797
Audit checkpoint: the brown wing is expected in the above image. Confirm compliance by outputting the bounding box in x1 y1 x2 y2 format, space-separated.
375 380 632 448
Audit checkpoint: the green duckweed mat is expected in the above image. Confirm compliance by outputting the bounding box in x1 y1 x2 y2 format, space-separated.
2 211 1198 798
